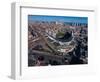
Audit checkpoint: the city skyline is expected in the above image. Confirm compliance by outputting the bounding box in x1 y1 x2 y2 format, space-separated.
28 15 88 24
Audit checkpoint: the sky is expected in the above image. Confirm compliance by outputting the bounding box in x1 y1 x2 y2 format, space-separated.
28 15 88 24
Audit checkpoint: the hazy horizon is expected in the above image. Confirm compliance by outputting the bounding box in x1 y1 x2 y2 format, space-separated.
28 15 88 24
